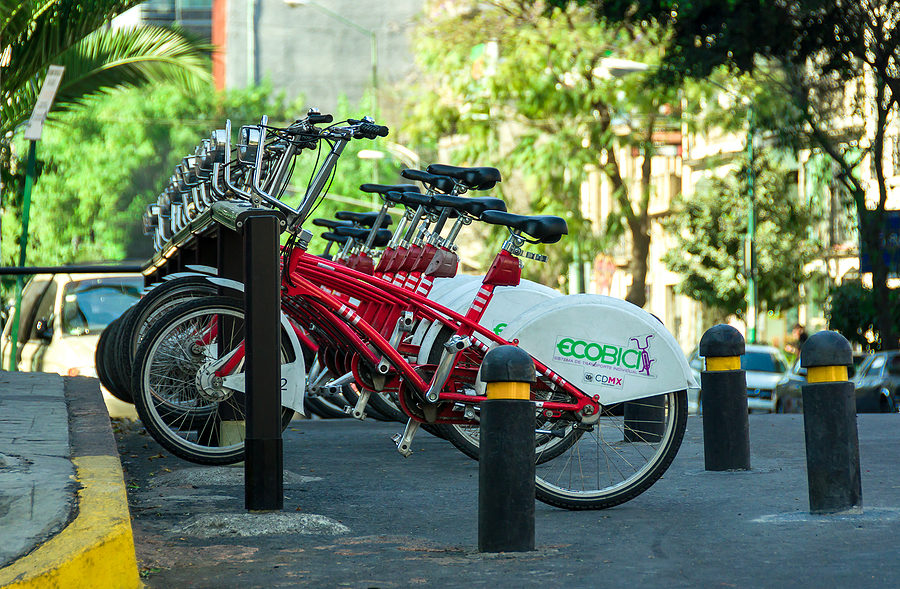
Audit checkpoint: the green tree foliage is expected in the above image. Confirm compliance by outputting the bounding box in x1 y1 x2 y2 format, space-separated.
828 282 900 352
566 0 900 346
663 153 818 320
403 0 681 303
0 85 396 268
1 0 210 135
1 82 303 266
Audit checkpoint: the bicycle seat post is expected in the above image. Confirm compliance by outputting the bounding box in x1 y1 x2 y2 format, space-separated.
402 205 426 244
363 201 392 250
501 230 527 257
388 206 413 248
442 214 472 250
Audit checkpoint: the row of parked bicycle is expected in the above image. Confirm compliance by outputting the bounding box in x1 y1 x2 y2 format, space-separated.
98 109 699 510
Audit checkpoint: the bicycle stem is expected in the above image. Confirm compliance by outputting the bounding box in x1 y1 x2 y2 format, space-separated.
292 138 349 229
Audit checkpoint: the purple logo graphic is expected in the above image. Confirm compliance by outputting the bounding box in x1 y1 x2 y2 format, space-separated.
630 335 655 376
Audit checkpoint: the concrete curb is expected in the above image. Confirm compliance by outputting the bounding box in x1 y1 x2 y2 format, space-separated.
0 377 140 589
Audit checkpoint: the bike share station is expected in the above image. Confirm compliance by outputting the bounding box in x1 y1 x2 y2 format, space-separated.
106 111 711 547
4 108 882 567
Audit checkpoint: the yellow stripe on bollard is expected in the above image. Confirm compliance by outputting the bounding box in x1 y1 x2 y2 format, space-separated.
486 381 531 400
705 356 740 371
807 365 848 383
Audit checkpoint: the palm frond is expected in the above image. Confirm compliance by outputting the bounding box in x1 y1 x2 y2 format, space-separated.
2 0 143 94
2 25 211 135
2 0 58 39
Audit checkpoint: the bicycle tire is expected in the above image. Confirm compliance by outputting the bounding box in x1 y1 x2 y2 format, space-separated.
95 317 132 403
365 389 407 422
99 314 134 403
107 305 138 402
534 390 688 510
132 296 294 465
117 276 219 388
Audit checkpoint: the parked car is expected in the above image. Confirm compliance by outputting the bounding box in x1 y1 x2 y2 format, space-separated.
772 359 807 413
851 351 900 412
0 272 144 418
687 343 790 413
773 352 874 413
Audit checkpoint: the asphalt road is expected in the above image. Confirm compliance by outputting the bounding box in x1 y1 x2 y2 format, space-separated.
116 414 900 588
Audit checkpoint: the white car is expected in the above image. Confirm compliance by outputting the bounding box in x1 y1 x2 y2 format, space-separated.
1 272 144 418
687 343 790 413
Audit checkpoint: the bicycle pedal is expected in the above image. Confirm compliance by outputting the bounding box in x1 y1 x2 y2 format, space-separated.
390 432 412 457
392 419 420 458
343 405 367 421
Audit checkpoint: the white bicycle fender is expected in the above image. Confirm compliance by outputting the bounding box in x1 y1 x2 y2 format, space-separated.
199 276 307 415
416 280 561 364
488 294 698 404
409 275 481 349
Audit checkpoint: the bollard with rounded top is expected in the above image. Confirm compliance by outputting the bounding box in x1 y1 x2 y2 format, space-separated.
699 324 751 471
478 345 535 553
800 331 861 514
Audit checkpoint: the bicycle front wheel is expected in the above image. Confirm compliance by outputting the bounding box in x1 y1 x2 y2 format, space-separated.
535 390 687 510
132 297 294 465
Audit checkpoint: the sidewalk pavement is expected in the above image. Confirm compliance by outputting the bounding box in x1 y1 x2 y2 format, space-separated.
0 372 139 589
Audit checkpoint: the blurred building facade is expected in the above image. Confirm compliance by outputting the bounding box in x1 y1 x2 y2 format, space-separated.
219 0 424 114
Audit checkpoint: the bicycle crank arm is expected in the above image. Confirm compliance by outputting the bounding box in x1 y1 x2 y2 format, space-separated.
323 371 355 389
346 388 371 420
391 419 421 457
424 335 471 403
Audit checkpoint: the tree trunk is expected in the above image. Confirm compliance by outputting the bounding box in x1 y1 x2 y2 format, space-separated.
626 222 651 307
867 78 896 350
625 123 655 309
858 210 895 349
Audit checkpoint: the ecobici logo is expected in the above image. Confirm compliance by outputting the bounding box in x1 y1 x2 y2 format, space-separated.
553 334 656 377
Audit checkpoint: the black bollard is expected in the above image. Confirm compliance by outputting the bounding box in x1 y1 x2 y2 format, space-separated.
800 331 861 514
243 211 283 511
700 324 751 471
478 345 535 553
624 395 666 443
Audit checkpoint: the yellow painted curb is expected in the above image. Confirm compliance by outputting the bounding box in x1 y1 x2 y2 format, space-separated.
0 455 140 589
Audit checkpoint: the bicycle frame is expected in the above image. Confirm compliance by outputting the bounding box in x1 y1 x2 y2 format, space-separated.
279 245 596 422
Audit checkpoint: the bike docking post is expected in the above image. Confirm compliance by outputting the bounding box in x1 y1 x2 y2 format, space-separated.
699 324 751 471
241 209 285 511
478 345 535 553
800 331 862 514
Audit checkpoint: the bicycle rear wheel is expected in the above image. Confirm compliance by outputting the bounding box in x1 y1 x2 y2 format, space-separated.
534 390 687 510
132 297 294 465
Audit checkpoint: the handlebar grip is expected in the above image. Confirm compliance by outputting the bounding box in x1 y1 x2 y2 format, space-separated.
308 113 333 125
359 123 389 139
